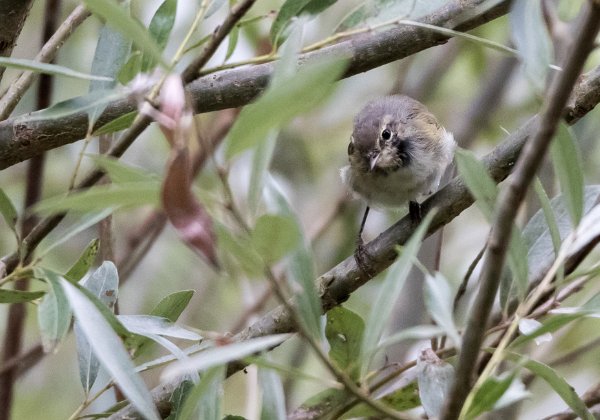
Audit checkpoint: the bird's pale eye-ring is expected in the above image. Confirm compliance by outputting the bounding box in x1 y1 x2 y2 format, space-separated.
381 129 391 140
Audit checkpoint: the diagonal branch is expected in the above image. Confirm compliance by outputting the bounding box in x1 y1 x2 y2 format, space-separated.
0 0 509 169
109 58 600 419
442 2 600 419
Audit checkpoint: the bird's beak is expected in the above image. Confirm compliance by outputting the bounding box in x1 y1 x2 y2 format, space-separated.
369 153 380 172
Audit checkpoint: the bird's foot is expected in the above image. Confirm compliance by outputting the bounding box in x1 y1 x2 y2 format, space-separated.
354 237 376 277
409 201 422 224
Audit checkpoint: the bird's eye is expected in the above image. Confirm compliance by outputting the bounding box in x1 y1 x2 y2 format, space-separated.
381 129 391 140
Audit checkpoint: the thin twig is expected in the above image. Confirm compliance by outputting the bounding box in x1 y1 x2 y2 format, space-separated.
442 3 600 418
0 5 90 120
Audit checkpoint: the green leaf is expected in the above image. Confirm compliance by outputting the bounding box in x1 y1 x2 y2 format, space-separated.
150 290 195 322
74 261 120 392
533 178 561 256
0 188 18 234
165 379 194 420
34 181 160 214
251 214 301 263
17 89 127 123
215 223 263 276
37 270 71 352
87 155 157 184
465 373 517 419
92 111 137 135
265 178 322 338
82 0 165 68
270 0 337 44
424 272 460 346
225 57 347 159
248 132 277 215
360 210 435 377
551 124 584 225
142 0 178 72
89 14 131 92
176 367 224 420
335 0 447 32
61 278 160 420
523 186 600 284
343 382 421 418
64 238 100 283
88 9 131 127
117 51 142 84
378 325 444 352
417 349 455 419
325 306 364 379
455 148 497 218
0 289 45 303
117 315 201 341
510 0 552 91
503 351 594 420
0 57 114 82
224 25 240 62
162 334 291 380
38 210 113 257
259 359 287 420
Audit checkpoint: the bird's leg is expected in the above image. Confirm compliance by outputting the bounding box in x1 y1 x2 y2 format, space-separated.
354 206 375 276
409 201 422 223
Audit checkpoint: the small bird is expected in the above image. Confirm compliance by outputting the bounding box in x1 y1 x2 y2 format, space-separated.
340 95 456 269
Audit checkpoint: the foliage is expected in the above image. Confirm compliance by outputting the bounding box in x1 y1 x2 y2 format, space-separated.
1 0 600 419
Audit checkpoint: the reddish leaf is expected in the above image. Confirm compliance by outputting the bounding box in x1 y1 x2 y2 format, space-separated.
161 146 218 267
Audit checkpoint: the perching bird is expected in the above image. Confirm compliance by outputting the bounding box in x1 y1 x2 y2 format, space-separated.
340 95 456 270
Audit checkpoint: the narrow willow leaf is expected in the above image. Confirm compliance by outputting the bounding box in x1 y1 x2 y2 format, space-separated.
325 306 364 379
142 0 178 72
424 272 460 346
360 210 435 377
551 124 584 225
224 25 240 62
61 278 160 420
503 351 594 420
533 178 561 255
259 359 287 420
118 315 201 341
335 0 447 32
455 148 497 218
92 111 137 135
265 178 321 338
117 51 142 84
64 238 100 283
0 188 18 233
465 373 516 419
251 214 301 263
0 289 44 303
225 57 347 159
510 0 552 91
0 57 113 81
270 0 337 44
377 325 444 354
38 209 113 257
162 334 291 380
248 132 277 215
75 261 119 392
34 181 160 214
82 0 165 67
37 270 71 352
151 290 194 322
176 366 224 420
165 379 194 420
17 89 127 123
417 349 455 419
88 5 131 126
87 155 157 184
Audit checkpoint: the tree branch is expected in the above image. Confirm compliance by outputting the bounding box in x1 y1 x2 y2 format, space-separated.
442 2 600 419
0 0 509 169
0 0 34 83
109 57 600 419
